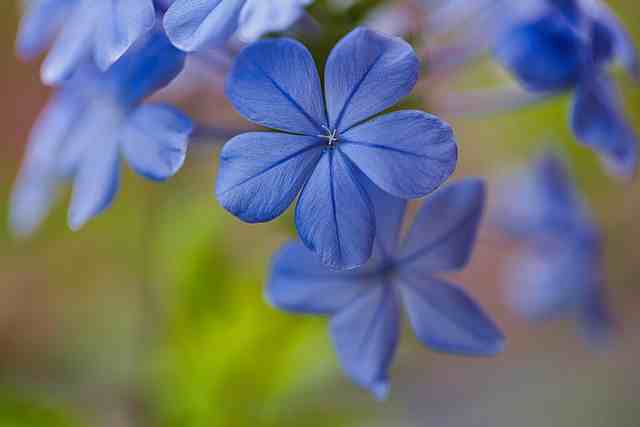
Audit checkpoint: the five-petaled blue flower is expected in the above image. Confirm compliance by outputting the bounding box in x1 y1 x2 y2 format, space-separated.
10 30 192 235
494 0 639 177
163 0 313 52
216 27 458 270
267 178 504 399
495 151 612 345
17 0 175 84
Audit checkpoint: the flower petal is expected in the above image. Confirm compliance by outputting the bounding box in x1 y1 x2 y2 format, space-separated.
361 177 407 262
399 276 504 356
399 179 485 273
493 14 587 92
295 150 375 270
9 90 82 236
324 27 419 132
340 110 457 199
266 241 366 315
226 38 327 135
237 0 310 42
68 138 120 231
163 0 246 52
216 132 323 223
16 0 71 60
571 75 637 177
331 285 400 400
41 3 97 85
94 0 156 70
121 103 193 181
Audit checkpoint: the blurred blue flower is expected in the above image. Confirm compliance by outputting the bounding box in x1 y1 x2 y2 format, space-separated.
216 27 458 270
493 0 638 176
496 151 612 345
10 30 192 235
17 0 171 83
163 0 313 52
267 178 504 399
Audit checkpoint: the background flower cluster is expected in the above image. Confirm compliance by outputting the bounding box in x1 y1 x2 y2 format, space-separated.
1 0 640 426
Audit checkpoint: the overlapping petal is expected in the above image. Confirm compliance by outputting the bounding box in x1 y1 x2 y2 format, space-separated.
121 104 192 181
493 14 588 92
226 38 327 135
216 133 323 223
296 150 375 270
68 138 120 231
340 110 457 199
266 241 366 315
399 179 485 273
41 2 97 85
163 0 247 52
571 75 637 177
330 285 400 400
94 0 156 70
399 276 504 356
324 27 419 132
16 0 74 60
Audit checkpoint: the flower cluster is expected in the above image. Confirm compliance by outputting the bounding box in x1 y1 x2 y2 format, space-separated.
495 151 612 344
9 0 639 399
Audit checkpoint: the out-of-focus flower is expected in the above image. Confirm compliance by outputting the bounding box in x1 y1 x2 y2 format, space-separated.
16 0 176 83
496 151 612 344
10 30 192 235
216 27 457 270
267 179 504 399
163 0 313 52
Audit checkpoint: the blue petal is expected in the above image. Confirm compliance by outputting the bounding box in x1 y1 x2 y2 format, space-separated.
495 151 590 239
493 14 588 92
266 241 367 315
94 0 157 70
216 132 323 223
399 179 485 273
324 27 419 132
586 0 639 80
330 285 400 399
226 38 327 135
237 0 310 41
571 75 637 177
340 110 457 199
108 29 186 107
41 4 97 85
504 243 601 321
361 177 407 262
68 137 120 230
295 150 375 270
16 0 72 60
9 90 83 235
121 103 193 181
163 0 246 52
399 276 504 356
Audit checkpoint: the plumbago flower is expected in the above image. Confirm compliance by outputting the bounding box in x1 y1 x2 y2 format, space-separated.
17 0 172 83
10 30 192 235
495 151 612 344
267 178 505 398
163 0 313 52
216 27 458 270
493 0 639 176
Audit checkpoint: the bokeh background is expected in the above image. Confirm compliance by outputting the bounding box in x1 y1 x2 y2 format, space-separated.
2 1 640 426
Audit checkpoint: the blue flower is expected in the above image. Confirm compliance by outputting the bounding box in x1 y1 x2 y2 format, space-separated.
496 151 612 345
493 1 638 176
10 30 192 235
267 178 504 399
17 0 169 84
163 0 313 52
216 27 458 270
